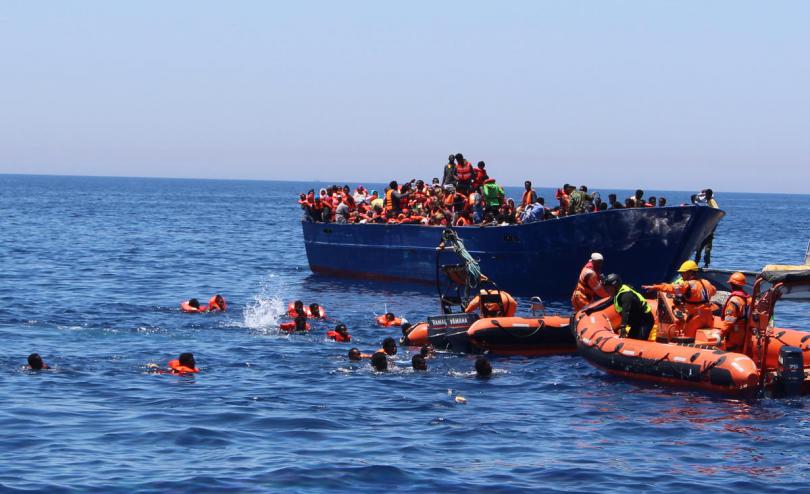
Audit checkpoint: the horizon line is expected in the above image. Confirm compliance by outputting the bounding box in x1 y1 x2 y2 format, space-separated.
0 171 802 197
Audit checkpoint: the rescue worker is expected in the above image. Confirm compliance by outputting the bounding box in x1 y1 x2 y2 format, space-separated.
694 189 719 268
571 253 609 311
521 181 537 208
465 289 517 317
642 260 717 338
453 153 474 193
604 274 654 340
718 272 750 352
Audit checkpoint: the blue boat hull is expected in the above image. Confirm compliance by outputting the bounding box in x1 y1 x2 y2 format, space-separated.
302 206 724 297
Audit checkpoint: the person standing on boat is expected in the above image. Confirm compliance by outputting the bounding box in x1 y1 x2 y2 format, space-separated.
642 260 717 337
454 153 474 193
481 178 504 215
694 188 719 268
718 272 750 352
442 154 457 187
521 181 537 208
571 253 609 311
604 274 654 340
473 162 488 191
384 181 410 215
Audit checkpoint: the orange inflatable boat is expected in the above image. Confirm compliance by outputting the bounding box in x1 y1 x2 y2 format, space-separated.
575 271 810 396
467 316 574 356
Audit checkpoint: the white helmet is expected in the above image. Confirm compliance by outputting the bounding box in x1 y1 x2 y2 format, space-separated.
590 252 604 261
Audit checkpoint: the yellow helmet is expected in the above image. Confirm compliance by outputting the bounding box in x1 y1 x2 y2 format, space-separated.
677 260 699 273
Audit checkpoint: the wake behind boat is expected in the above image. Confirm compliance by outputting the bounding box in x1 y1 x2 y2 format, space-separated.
302 205 724 297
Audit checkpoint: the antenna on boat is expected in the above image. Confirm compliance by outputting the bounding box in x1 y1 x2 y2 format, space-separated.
530 297 545 317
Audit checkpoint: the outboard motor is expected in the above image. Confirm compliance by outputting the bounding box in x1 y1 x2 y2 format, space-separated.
777 346 804 397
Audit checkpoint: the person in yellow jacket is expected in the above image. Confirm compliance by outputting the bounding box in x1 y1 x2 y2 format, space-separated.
642 260 717 338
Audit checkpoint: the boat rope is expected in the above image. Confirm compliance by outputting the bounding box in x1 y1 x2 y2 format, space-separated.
440 229 483 289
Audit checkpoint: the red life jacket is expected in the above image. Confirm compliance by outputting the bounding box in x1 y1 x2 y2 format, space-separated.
168 359 199 374
455 161 473 182
327 331 351 342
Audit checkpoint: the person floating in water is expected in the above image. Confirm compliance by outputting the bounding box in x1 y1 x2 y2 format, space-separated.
380 337 398 356
475 357 492 377
371 351 388 371
327 324 352 342
207 294 227 312
27 353 50 370
168 353 199 374
412 354 428 371
348 348 372 361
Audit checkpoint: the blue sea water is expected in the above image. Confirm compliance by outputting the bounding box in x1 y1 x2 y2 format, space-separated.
0 174 808 493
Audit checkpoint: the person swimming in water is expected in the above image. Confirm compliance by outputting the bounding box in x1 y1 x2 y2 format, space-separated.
309 303 323 319
475 357 492 377
381 337 398 356
371 351 388 371
27 353 49 370
348 348 369 361
412 354 428 371
420 344 435 359
168 352 199 374
327 324 352 342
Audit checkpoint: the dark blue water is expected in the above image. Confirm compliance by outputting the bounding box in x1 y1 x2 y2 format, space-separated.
1 174 808 493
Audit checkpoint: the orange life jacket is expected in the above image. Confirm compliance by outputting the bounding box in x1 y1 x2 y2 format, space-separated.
456 216 470 226
180 301 207 313
574 261 608 300
521 189 536 207
168 359 199 374
327 331 351 342
280 321 311 332
681 278 716 304
207 296 227 312
385 189 396 211
376 315 403 327
455 161 473 182
721 291 749 350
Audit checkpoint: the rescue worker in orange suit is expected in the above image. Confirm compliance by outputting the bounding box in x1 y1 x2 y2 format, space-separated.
718 272 750 352
643 260 717 338
571 253 609 311
604 274 654 340
453 153 474 194
465 289 517 317
521 181 537 208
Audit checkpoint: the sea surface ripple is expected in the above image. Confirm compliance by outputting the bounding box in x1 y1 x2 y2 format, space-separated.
0 175 808 493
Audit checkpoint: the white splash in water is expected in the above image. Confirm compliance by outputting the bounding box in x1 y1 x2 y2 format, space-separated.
242 291 285 331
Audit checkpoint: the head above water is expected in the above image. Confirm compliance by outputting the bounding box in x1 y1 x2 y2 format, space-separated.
385 312 395 321
188 298 200 309
412 355 428 371
294 300 304 311
371 351 388 371
420 344 434 358
335 323 348 336
475 357 492 377
382 337 397 356
348 348 362 361
28 353 45 370
179 352 196 369
309 303 321 317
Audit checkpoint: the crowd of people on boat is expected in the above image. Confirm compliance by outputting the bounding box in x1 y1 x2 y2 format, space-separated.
295 153 720 227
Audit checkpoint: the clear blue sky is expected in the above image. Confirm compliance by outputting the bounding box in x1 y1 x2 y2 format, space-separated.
1 1 808 192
